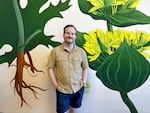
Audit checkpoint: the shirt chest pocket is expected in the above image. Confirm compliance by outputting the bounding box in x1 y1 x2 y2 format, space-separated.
56 57 68 68
56 57 67 62
71 57 82 62
71 53 82 62
70 57 82 70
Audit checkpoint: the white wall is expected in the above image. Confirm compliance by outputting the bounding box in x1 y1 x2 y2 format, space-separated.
0 0 150 113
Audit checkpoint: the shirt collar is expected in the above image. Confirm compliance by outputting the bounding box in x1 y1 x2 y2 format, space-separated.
62 42 77 52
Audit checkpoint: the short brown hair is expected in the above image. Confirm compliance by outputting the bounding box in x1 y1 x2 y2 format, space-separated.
63 24 77 33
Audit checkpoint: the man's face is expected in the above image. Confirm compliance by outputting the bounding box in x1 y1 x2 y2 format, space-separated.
63 27 76 44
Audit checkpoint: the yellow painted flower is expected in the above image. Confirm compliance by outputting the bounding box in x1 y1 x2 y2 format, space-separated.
87 0 104 13
83 28 150 61
112 0 127 6
124 0 140 8
83 30 101 61
87 0 140 14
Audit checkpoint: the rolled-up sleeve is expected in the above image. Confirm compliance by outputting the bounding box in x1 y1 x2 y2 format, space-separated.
81 49 89 69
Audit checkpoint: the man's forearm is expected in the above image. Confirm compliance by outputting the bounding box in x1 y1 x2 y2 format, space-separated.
82 69 87 83
48 68 58 88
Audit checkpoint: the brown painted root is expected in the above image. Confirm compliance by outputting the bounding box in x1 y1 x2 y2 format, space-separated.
11 52 47 107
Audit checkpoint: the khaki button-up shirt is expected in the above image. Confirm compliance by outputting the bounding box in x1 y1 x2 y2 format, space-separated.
48 44 88 94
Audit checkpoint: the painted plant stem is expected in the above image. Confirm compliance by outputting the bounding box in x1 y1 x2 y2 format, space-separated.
13 0 25 53
107 21 113 32
120 92 138 113
11 0 46 107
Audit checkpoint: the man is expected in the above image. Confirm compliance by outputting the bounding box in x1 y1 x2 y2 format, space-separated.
48 24 88 113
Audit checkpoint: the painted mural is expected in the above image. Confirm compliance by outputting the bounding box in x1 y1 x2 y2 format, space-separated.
0 0 150 113
76 0 150 113
0 0 70 107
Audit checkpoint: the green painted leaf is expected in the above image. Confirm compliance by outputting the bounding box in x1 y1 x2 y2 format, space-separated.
0 0 18 65
25 33 61 51
0 51 16 66
21 0 71 40
75 31 86 48
78 0 150 27
108 9 150 27
78 0 107 20
96 42 150 93
0 0 71 65
144 41 150 47
0 0 18 50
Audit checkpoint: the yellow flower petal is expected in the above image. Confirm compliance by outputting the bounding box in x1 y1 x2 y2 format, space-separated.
83 28 150 61
113 0 127 5
128 0 140 8
87 0 104 13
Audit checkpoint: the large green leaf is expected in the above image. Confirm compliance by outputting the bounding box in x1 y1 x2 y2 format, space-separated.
21 0 71 40
78 0 107 20
0 0 71 65
21 0 71 51
25 33 61 51
0 0 18 48
108 9 150 27
78 0 150 27
0 0 18 65
75 31 86 48
0 50 17 65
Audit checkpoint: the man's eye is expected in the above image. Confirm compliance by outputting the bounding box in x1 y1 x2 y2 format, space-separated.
65 32 75 35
